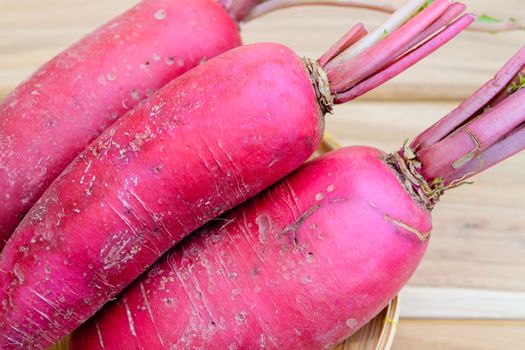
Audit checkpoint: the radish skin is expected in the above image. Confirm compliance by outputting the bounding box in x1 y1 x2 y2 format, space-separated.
72 147 430 350
0 0 242 246
0 43 324 349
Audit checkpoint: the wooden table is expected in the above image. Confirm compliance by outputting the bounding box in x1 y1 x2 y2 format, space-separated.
1 1 524 348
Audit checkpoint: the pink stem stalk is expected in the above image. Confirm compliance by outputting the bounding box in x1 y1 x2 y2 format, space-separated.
417 88 525 182
397 2 466 58
318 24 368 66
403 46 525 186
325 0 430 65
319 0 473 101
443 125 525 183
412 47 525 149
334 14 474 103
488 69 525 107
325 0 450 93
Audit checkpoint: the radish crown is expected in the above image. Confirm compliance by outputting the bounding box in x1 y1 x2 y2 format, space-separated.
320 0 475 103
392 47 525 209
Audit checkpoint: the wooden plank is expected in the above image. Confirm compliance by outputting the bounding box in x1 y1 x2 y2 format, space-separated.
393 319 525 350
399 287 525 320
0 0 524 100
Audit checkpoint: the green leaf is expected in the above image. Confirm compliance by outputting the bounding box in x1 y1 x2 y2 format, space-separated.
416 0 434 15
477 14 503 23
507 73 525 94
431 177 444 186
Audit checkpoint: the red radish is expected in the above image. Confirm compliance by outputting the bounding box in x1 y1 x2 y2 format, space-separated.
0 0 385 247
0 1 473 348
72 46 525 350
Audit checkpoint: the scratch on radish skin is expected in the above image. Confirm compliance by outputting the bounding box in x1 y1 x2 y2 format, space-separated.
95 322 106 350
279 204 321 247
284 179 301 212
91 269 117 292
123 298 137 338
186 268 216 333
206 239 244 301
383 214 431 241
102 236 132 270
216 139 246 200
30 305 53 324
129 189 173 239
237 210 266 263
79 160 92 185
9 324 32 346
26 318 56 346
28 287 59 311
271 185 298 222
170 261 204 329
139 282 165 346
213 217 236 231
1 333 23 347
205 137 239 198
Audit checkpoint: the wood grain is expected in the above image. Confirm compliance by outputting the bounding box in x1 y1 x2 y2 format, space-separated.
393 319 525 350
1 1 525 349
399 287 525 319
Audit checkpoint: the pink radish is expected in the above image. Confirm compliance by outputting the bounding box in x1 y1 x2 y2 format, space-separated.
0 1 473 348
72 45 525 350
0 0 388 247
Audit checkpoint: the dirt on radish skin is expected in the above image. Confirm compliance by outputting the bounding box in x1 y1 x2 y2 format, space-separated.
71 146 431 350
0 0 244 247
0 43 325 349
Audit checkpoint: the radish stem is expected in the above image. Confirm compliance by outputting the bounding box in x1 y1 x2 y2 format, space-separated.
443 125 525 182
334 13 474 102
326 0 429 65
395 46 525 202
413 47 525 149
320 0 473 99
318 23 368 66
417 88 525 182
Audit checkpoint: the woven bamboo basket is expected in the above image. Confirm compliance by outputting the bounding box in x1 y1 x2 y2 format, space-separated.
49 136 400 350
